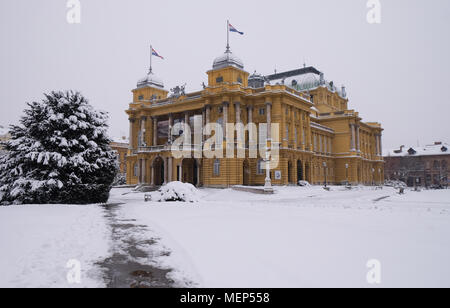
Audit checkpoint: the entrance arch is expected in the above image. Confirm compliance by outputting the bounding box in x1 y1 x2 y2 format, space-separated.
297 160 303 183
243 159 250 186
182 158 198 186
304 162 311 183
152 156 165 186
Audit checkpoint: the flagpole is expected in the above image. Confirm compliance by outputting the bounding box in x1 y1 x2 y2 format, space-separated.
226 20 230 52
149 44 153 74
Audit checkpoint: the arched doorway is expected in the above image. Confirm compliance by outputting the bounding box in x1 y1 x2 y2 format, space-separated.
304 163 311 183
182 158 198 186
297 160 303 183
288 161 293 184
243 159 250 186
153 156 165 186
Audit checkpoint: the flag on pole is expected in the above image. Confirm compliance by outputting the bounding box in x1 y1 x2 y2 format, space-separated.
229 22 244 35
152 47 164 59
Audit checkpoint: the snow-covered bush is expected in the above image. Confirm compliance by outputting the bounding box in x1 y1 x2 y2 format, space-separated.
146 182 200 203
298 180 311 187
0 91 118 205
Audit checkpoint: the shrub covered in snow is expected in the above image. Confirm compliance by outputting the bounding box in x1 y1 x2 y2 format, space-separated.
146 182 200 203
298 180 311 187
0 91 118 205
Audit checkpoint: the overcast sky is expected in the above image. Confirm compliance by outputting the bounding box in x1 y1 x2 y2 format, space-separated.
1 0 449 150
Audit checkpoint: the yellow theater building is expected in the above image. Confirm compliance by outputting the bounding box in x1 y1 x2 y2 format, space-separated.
125 46 384 187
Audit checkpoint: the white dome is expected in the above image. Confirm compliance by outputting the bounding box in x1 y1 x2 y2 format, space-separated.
213 49 244 70
137 71 164 89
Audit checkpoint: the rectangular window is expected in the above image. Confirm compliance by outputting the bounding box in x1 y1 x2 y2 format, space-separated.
216 76 224 83
133 164 138 177
259 108 265 115
257 160 264 175
213 160 220 176
138 95 144 101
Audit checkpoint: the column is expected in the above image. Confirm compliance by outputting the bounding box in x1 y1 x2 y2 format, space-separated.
289 108 295 147
153 116 158 146
205 104 211 141
356 125 361 152
142 159 146 184
223 102 229 140
375 135 379 156
168 157 173 182
235 102 241 124
138 159 142 184
350 124 355 151
196 161 201 186
202 108 206 142
206 104 211 125
307 116 312 150
266 102 272 140
140 116 147 147
147 116 153 146
184 112 190 147
128 118 135 150
151 164 155 186
299 111 305 150
164 157 168 184
168 114 173 144
379 135 383 156
281 105 287 146
248 106 254 149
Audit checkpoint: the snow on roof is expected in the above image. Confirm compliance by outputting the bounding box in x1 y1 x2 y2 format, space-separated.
384 142 450 157
111 136 129 144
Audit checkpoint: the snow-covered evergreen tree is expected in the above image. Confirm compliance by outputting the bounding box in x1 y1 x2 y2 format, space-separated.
0 91 118 205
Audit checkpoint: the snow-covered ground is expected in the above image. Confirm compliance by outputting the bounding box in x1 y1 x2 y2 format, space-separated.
1 186 449 288
110 186 450 288
0 204 109 288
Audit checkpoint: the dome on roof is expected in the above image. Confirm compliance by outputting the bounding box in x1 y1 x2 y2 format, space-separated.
213 49 244 70
137 70 164 89
248 71 265 88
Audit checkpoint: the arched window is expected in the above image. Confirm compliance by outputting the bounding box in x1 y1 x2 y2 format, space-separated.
133 163 138 177
213 159 220 176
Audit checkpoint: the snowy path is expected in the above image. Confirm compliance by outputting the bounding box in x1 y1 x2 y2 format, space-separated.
96 203 174 288
111 186 450 288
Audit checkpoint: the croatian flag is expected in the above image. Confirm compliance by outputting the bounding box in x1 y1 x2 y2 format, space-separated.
229 22 244 35
152 47 164 59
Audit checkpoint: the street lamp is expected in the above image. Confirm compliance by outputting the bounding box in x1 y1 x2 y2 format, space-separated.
264 140 273 193
323 162 328 188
